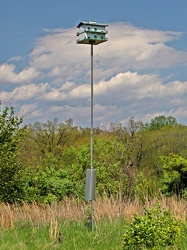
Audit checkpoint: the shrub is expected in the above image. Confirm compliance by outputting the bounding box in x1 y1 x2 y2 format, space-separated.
122 204 181 249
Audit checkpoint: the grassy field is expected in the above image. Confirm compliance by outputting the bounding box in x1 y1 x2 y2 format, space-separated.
0 218 125 250
0 197 187 249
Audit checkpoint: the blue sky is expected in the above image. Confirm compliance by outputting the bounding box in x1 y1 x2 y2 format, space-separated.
1 0 187 127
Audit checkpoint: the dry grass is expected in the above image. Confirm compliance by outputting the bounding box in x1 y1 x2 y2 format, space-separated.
0 203 14 229
0 196 187 230
95 196 187 222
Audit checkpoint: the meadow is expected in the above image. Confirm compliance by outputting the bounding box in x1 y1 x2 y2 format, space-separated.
2 102 187 249
1 196 187 249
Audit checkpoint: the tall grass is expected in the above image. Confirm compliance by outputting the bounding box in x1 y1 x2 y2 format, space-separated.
0 196 187 249
0 196 187 230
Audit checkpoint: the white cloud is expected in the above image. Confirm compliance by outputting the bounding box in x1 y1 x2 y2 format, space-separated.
40 71 187 107
1 22 187 126
17 70 187 126
1 23 186 87
1 83 48 103
0 64 41 84
26 23 187 85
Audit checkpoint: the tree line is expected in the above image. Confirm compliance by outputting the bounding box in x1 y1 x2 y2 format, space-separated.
1 103 187 203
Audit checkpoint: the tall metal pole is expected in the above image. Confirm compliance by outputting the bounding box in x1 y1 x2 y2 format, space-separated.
90 43 93 170
90 43 94 232
77 21 108 234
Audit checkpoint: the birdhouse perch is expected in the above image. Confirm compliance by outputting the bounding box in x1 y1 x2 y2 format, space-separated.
77 21 108 45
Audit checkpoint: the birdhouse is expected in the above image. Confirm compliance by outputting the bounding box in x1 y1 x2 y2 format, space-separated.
77 21 108 45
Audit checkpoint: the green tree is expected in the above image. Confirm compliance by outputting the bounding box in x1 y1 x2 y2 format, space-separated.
145 115 177 131
109 118 167 198
27 118 82 159
158 124 187 156
160 154 187 196
0 104 26 202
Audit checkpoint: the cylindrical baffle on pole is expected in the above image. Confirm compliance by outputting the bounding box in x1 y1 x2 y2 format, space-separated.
85 169 96 201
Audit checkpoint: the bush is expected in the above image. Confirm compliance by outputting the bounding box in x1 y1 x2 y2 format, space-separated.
122 204 181 249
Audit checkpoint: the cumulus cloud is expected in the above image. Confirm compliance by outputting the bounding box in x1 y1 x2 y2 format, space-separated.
1 23 186 87
14 71 187 127
1 83 48 103
0 64 41 84
26 23 187 84
0 22 187 126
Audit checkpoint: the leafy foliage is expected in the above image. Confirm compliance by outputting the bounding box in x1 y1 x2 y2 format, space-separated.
23 167 74 203
160 154 187 196
122 205 182 249
0 104 26 202
145 115 178 131
2 109 187 203
133 172 159 202
0 105 25 161
17 116 187 202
